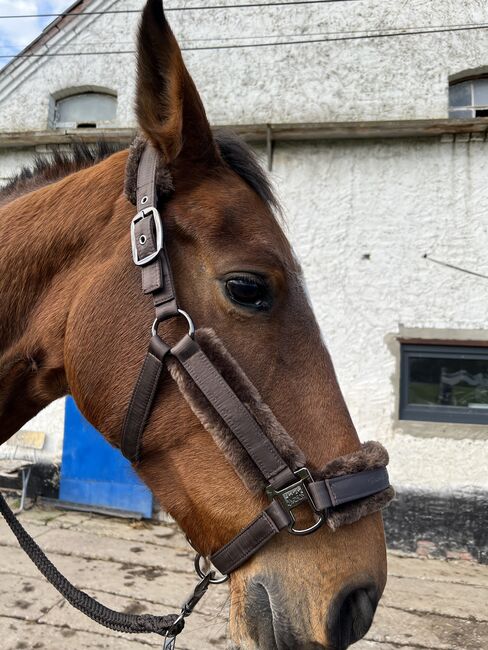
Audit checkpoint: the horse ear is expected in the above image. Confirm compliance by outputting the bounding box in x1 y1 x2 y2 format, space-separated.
136 0 218 164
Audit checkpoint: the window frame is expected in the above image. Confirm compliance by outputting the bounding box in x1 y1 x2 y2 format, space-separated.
51 90 117 130
399 343 488 425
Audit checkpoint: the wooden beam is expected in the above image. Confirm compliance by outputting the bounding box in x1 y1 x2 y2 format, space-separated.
1 117 488 149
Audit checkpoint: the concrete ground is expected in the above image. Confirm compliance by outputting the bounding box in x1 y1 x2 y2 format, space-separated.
0 499 486 650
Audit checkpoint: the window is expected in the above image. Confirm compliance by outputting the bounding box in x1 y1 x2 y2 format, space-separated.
53 92 117 128
400 344 488 424
449 78 488 119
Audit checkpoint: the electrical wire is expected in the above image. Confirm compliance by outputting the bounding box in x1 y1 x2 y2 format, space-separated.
1 19 486 53
0 0 364 20
1 20 488 59
423 254 488 281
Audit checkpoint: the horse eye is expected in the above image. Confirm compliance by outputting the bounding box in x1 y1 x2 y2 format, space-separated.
225 276 271 311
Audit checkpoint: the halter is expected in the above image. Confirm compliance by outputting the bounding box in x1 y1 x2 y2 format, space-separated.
0 142 393 650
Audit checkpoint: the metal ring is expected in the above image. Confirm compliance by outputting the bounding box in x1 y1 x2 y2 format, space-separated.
177 309 195 338
141 195 149 205
151 309 195 338
288 512 326 536
194 554 229 584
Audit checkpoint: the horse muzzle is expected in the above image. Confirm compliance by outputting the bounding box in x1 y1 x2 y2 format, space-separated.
236 574 378 650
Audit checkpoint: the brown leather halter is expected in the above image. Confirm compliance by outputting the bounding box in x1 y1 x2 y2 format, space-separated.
121 143 392 579
0 142 393 650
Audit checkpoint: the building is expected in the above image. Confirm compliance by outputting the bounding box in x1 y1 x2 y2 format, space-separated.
1 0 487 559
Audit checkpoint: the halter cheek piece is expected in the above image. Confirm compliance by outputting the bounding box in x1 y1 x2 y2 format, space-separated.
0 142 393 649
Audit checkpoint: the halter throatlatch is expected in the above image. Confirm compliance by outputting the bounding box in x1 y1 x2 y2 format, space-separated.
0 140 393 649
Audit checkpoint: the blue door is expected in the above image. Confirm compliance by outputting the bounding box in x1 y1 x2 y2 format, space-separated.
59 398 153 518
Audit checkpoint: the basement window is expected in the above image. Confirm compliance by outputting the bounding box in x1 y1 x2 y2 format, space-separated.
449 78 488 119
399 344 488 424
53 92 117 129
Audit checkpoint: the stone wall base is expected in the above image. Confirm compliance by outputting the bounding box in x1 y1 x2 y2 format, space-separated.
383 489 488 564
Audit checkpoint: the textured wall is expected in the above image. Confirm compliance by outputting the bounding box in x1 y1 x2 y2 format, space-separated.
271 136 488 493
0 148 40 185
9 136 488 490
1 1 488 492
3 0 488 129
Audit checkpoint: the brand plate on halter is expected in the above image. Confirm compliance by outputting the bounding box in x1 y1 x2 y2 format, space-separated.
266 468 314 510
281 483 308 508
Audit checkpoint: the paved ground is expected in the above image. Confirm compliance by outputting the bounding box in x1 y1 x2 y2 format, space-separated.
0 499 486 650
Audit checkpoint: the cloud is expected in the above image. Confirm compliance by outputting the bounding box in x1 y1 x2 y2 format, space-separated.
0 0 71 64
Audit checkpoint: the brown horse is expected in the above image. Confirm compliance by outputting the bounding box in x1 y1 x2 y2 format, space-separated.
0 1 387 647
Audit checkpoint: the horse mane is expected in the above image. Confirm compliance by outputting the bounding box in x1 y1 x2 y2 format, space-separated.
0 141 122 204
0 132 278 210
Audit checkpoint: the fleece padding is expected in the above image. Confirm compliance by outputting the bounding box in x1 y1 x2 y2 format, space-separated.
167 328 394 529
317 441 394 529
167 329 306 492
124 136 173 206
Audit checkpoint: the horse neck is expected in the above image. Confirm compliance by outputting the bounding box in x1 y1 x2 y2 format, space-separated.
0 151 129 440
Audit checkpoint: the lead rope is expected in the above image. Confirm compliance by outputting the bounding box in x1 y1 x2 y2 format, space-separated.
0 492 193 641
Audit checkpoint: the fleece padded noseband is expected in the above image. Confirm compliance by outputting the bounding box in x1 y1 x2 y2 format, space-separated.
167 328 306 492
168 328 394 530
319 443 394 530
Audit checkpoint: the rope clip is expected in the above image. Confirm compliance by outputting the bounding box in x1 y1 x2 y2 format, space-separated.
162 570 214 649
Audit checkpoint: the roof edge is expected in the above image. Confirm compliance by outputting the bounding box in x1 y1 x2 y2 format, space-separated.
0 0 95 77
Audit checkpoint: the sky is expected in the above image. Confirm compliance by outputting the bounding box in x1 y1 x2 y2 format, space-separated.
0 0 70 65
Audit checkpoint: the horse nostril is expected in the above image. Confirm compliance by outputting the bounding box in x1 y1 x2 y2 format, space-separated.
245 580 277 648
327 584 379 649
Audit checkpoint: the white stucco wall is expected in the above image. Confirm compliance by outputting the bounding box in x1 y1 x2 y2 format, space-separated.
270 136 488 494
1 1 487 493
2 0 488 129
0 148 41 185
5 135 487 492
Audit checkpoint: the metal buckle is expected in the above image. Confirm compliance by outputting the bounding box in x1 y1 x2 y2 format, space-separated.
131 207 163 266
266 468 325 536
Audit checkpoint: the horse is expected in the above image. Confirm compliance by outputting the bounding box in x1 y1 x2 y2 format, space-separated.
0 1 389 648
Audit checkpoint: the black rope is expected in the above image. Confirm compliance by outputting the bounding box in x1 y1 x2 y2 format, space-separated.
0 492 184 637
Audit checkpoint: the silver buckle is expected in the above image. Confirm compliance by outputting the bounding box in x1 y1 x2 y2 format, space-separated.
266 468 325 536
131 207 163 266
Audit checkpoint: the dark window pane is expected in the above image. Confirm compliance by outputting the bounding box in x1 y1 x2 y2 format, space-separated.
449 81 472 107
408 355 488 410
473 78 488 106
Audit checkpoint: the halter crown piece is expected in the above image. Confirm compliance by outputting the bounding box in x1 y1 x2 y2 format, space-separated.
0 140 394 649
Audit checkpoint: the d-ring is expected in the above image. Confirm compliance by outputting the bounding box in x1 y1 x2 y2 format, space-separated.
194 554 229 584
152 309 195 338
289 511 326 536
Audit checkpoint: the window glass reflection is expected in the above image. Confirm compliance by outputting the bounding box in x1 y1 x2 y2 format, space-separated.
408 356 488 409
